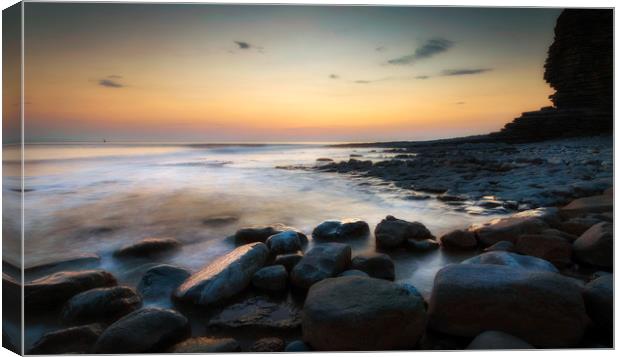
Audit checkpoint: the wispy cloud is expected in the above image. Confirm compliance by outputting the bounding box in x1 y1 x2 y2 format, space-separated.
329 74 340 79
387 38 454 65
414 75 429 80
441 68 493 76
233 40 264 52
98 78 124 88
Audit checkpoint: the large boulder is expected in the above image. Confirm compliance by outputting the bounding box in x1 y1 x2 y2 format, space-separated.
461 251 558 273
560 216 601 236
428 264 589 347
583 274 613 331
93 307 190 353
137 264 191 303
561 194 613 218
249 337 285 352
375 215 433 249
251 265 288 292
513 207 560 227
514 234 572 267
28 324 103 354
467 331 534 350
234 224 307 245
303 276 427 350
208 296 301 330
174 242 269 305
350 252 395 280
469 216 548 247
312 219 370 240
114 237 181 258
25 270 116 310
265 230 303 255
170 337 240 353
439 230 477 250
573 222 613 269
290 243 351 289
483 240 514 252
61 286 142 325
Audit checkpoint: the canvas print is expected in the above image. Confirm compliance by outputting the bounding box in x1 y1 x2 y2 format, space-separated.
1 1 614 354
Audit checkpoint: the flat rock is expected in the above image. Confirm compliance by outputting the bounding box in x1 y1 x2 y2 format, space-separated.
61 286 142 325
312 219 370 240
467 330 534 350
515 234 573 267
561 194 613 218
251 265 288 292
25 270 117 310
462 251 558 273
583 274 612 331
469 216 548 247
428 264 588 347
93 307 190 353
114 237 181 258
375 215 433 249
266 230 302 255
174 242 269 305
137 264 191 303
290 243 351 289
573 222 613 269
303 276 427 350
350 252 395 280
170 337 240 353
208 296 301 330
439 230 477 250
28 324 103 354
249 337 285 352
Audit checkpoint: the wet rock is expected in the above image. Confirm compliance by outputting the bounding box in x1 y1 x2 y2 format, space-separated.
249 337 285 352
583 274 612 331
514 234 572 267
339 269 369 277
93 307 190 353
573 222 612 269
235 224 307 245
170 337 240 353
266 230 303 255
560 216 601 235
174 242 269 305
61 286 142 325
272 253 303 272
25 270 117 310
208 296 301 330
375 215 433 249
561 194 613 218
303 276 427 350
114 237 181 258
439 230 477 250
406 238 440 251
462 251 558 273
290 243 351 289
285 340 312 351
251 265 288 292
513 207 560 227
350 252 395 280
467 331 534 350
428 264 588 347
137 264 191 303
541 228 579 242
28 324 103 354
312 219 370 240
483 240 514 252
470 216 548 247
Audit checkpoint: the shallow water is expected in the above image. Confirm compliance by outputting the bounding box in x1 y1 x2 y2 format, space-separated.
5 143 504 349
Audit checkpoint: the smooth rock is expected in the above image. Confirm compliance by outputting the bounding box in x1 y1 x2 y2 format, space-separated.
406 238 440 251
251 265 288 292
483 240 514 252
312 219 370 240
137 264 191 302
561 194 613 218
114 237 181 258
513 207 560 227
428 264 589 347
514 234 572 267
350 252 395 280
541 228 579 242
249 337 285 352
439 230 477 250
266 230 303 255
25 270 116 309
303 276 427 350
375 215 433 249
61 286 142 325
470 216 548 246
573 222 613 268
462 251 558 273
170 337 241 353
28 324 103 354
174 242 269 305
467 330 534 350
285 340 312 351
208 296 301 330
290 243 351 289
93 307 190 353
235 224 307 245
338 269 369 277
560 216 601 236
273 253 303 272
583 274 612 331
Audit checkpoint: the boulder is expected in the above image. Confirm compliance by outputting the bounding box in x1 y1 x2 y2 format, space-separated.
541 228 579 242
290 243 351 289
573 222 613 269
174 242 269 305
137 264 191 303
350 252 395 280
249 337 285 352
428 264 589 347
462 251 558 273
583 274 612 331
312 219 370 240
469 216 548 247
339 269 369 277
560 216 601 236
285 340 312 352
266 230 303 255
483 240 514 252
28 324 103 354
61 286 142 325
406 238 440 251
272 253 303 272
93 307 190 353
303 276 427 350
170 337 240 353
235 224 307 245
513 207 560 227
208 296 301 330
515 234 573 267
25 270 116 309
375 215 433 248
561 194 613 218
467 331 534 350
251 265 288 292
439 230 477 250
114 237 181 258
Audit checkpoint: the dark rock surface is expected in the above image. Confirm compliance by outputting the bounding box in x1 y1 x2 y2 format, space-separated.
137 264 191 303
375 215 433 248
114 237 181 258
61 286 142 325
350 252 395 280
514 234 572 267
265 230 303 255
483 240 514 252
470 216 548 247
583 274 613 331
467 330 534 350
234 224 307 245
208 296 301 330
439 230 477 250
573 221 613 269
338 269 369 277
28 324 103 354
461 251 558 273
285 340 312 351
170 337 241 353
272 252 303 272
249 337 285 352
312 219 370 240
290 243 351 289
251 265 288 292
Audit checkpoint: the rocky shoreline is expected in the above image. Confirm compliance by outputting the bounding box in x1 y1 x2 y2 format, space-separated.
9 184 613 352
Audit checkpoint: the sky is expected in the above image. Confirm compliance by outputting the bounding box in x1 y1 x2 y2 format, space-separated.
23 3 562 142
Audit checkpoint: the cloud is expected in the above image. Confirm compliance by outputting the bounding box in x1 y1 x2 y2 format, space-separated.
329 74 340 79
387 38 453 65
233 41 264 52
455 101 465 105
107 75 122 79
354 80 372 84
414 75 429 80
441 68 492 76
98 79 124 88
375 46 386 52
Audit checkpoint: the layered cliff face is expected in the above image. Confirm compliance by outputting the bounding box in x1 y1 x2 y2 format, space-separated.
494 9 613 141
